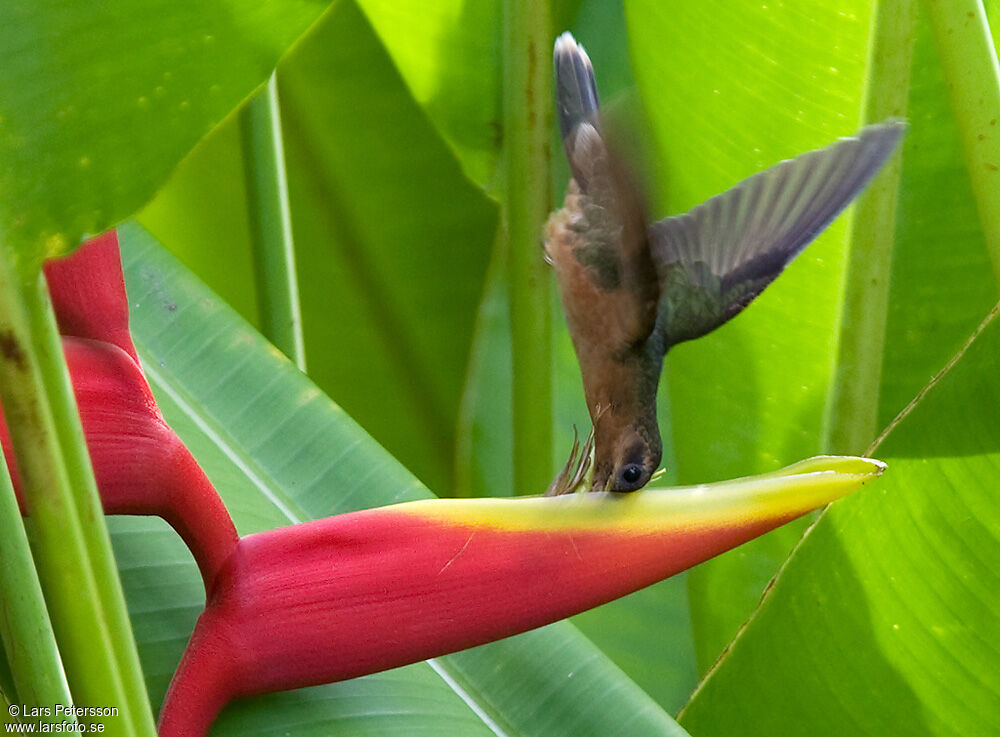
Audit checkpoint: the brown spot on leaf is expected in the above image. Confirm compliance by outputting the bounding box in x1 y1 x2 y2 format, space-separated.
987 162 998 171
0 331 25 370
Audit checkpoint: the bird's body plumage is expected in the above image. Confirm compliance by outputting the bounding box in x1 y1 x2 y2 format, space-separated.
546 32 905 493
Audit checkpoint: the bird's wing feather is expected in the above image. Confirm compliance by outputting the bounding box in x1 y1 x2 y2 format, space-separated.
555 32 600 156
649 121 905 349
550 33 659 344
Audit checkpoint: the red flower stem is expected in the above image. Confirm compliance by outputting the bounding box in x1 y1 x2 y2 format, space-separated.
0 338 238 594
155 605 238 737
156 512 773 735
43 232 139 363
153 439 239 594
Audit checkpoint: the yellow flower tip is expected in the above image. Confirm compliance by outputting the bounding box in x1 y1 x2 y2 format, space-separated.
407 455 885 533
777 454 886 478
608 454 886 529
676 455 886 487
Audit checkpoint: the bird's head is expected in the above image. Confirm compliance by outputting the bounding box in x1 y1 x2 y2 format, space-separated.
589 403 662 493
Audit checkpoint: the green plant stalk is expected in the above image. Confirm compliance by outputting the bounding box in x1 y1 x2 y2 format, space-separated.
0 447 73 721
241 74 307 371
0 252 154 735
825 0 916 455
504 0 553 494
20 272 157 735
923 0 1000 282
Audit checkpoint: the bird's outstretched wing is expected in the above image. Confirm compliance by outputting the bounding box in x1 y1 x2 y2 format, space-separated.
649 121 905 350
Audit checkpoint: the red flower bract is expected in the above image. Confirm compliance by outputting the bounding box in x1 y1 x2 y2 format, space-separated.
44 231 139 364
158 461 884 736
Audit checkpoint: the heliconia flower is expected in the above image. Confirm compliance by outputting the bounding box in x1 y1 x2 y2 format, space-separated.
157 455 884 737
0 233 238 592
3 232 886 737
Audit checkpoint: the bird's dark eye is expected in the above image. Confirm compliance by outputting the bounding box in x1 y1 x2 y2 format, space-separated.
616 463 644 491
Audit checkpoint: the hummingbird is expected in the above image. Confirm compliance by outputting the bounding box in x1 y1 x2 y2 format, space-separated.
544 32 904 494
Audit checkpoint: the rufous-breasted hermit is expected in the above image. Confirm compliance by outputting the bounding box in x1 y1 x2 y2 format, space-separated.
544 32 904 494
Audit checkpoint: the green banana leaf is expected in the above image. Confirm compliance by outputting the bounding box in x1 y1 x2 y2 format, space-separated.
349 0 585 191
680 305 1000 735
0 0 348 261
140 0 498 494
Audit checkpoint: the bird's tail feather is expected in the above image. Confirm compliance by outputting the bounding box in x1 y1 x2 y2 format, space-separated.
554 32 600 142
